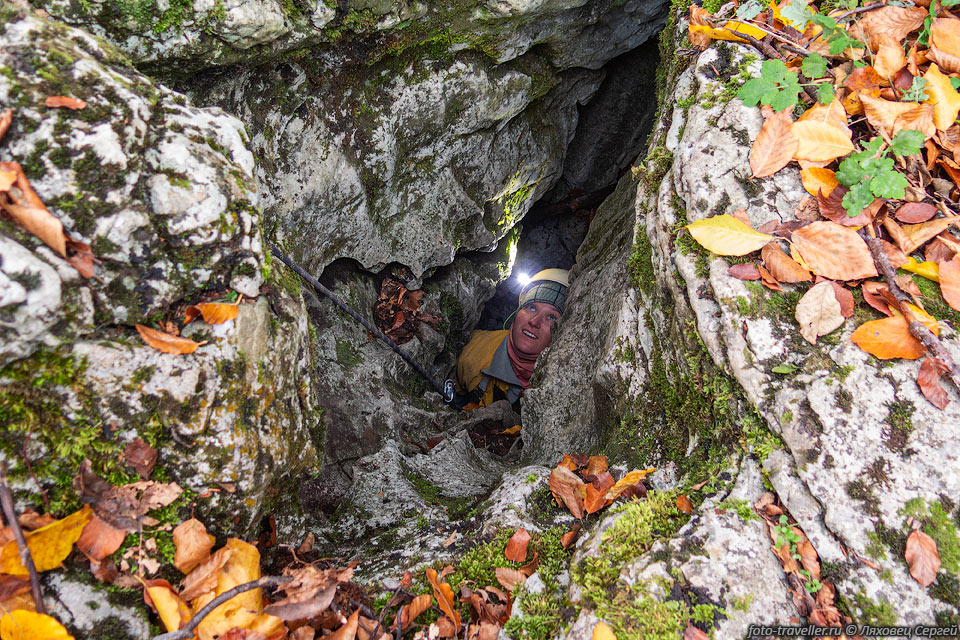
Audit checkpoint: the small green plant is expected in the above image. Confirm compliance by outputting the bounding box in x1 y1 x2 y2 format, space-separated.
901 76 930 102
835 130 925 216
525 473 538 484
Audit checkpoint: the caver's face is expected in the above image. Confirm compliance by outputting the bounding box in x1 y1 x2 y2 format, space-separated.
510 301 561 355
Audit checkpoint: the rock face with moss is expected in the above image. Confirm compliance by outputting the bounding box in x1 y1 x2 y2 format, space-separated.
523 17 960 629
0 5 322 540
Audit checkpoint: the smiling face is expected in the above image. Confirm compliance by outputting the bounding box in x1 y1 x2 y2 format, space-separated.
510 301 561 355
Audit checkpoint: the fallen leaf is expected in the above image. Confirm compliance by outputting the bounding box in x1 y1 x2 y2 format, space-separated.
180 546 232 601
558 454 578 471
900 257 940 282
44 96 87 110
797 99 849 133
584 482 612 515
861 95 935 139
291 627 316 640
727 263 761 280
76 515 126 561
940 256 960 311
830 282 855 318
504 529 530 563
442 531 458 548
593 621 616 640
548 465 585 519
891 217 960 254
872 33 907 78
684 215 774 256
923 63 960 131
730 208 752 228
926 236 958 264
0 506 92 575
0 575 29 604
560 525 581 549
0 610 74 640
74 460 183 532
758 264 784 291
500 425 521 435
585 455 609 476
855 5 927 44
794 196 821 222
795 281 845 344
0 162 67 257
606 468 656 500
173 518 216 574
0 169 15 192
800 167 838 198
136 324 205 355
17 511 55 531
195 539 265 640
750 109 798 178
184 301 241 326
905 529 941 587
329 609 360 640
123 437 157 480
851 316 927 359
791 121 855 162
263 584 337 622
817 186 880 227
762 242 812 283
397 594 432 629
0 109 12 144
675 494 694 515
494 567 527 592
144 580 192 632
895 202 938 224
796 537 820 581
426 568 461 634
790 221 878 281
90 558 119 583
683 624 710 640
918 357 951 409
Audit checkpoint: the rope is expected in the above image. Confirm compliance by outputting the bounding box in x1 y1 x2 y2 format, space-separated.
267 242 456 405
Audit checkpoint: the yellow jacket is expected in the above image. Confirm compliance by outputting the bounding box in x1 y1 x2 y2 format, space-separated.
455 330 524 409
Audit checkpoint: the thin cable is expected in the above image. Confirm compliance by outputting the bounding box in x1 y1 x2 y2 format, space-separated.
268 242 455 405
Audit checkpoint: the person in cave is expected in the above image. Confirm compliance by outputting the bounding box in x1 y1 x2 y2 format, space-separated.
454 269 569 411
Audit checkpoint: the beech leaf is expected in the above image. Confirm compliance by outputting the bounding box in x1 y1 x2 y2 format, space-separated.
761 242 812 283
923 64 960 131
795 281 845 344
0 162 67 257
426 568 461 633
123 437 157 480
183 301 240 325
750 109 798 177
75 515 126 562
675 494 694 515
895 202 937 224
851 316 927 360
0 610 74 640
397 594 433 629
940 256 960 312
504 528 531 563
727 263 761 280
136 324 206 355
905 529 941 587
0 506 93 575
0 109 12 144
605 468 656 500
44 96 87 110
593 621 617 640
685 215 774 256
918 357 951 409
495 567 527 592
144 580 192 633
800 167 838 197
173 518 216 574
790 222 878 281
548 465 585 519
791 121 855 162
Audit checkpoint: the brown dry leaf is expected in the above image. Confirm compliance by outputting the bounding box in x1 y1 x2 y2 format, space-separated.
856 5 926 44
584 482 611 515
0 506 92 575
291 627 315 640
816 186 880 227
560 525 581 549
123 437 157 480
263 584 337 622
918 357 951 409
0 161 68 257
928 45 960 74
872 33 907 77
797 99 849 133
675 494 694 515
926 236 958 264
791 122 855 162
795 281 845 344
860 95 935 139
434 617 457 638
44 95 87 110
727 263 761 280
923 64 960 131
136 324 205 355
796 538 820 581
441 531 458 548
17 511 55 531
173 518 216 574
683 624 710 640
179 546 233 601
730 208 752 228
504 528 531 563
494 567 527 593
794 197 821 222
750 110 797 178
558 454 578 471
585 455 608 476
790 221 878 281
426 568 461 634
184 301 240 326
329 609 361 640
0 168 15 192
74 460 183 532
881 239 909 270
758 264 783 292
896 202 938 224
397 594 432 629
774 541 801 574
801 167 838 198
931 17 960 58
850 315 927 360
688 5 713 48
548 465 585 519
905 529 941 587
940 256 960 311
75 515 126 561
762 242 812 283
893 217 960 254
518 552 540 577
0 109 12 144
606 468 655 500
830 281 855 318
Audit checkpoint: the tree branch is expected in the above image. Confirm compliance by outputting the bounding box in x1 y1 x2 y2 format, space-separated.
152 576 291 640
860 230 960 391
0 470 45 614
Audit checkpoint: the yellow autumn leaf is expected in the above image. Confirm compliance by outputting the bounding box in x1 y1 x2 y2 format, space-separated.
0 610 74 640
593 621 616 640
930 17 960 59
721 19 767 40
800 167 839 197
196 539 262 640
872 33 907 77
792 121 855 162
606 468 657 500
0 506 92 575
145 583 192 633
688 24 749 43
685 215 774 256
900 257 940 282
923 63 960 131
903 303 940 336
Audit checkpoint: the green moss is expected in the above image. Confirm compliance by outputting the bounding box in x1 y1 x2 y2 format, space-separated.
633 146 674 191
851 590 897 626
864 531 888 562
503 527 570 640
731 594 753 611
449 529 523 591
883 399 915 451
627 229 654 295
900 498 960 574
913 273 960 328
334 339 363 371
715 498 759 522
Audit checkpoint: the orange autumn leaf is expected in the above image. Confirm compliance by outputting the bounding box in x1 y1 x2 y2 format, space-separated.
593 621 616 640
329 609 360 640
860 95 935 139
585 455 609 476
0 162 67 257
892 217 960 254
426 568 460 633
675 494 694 515
761 242 811 283
173 518 216 574
584 483 611 515
0 506 92 575
144 580 192 633
923 63 960 130
905 529 941 587
797 99 849 133
44 96 87 110
851 316 927 360
136 324 206 355
398 594 433 629
560 525 581 549
855 4 927 45
183 301 240 325
0 109 12 144
504 528 531 563
195 539 264 640
75 515 125 561
872 33 907 78
605 468 656 500
800 167 838 197
790 222 877 281
939 256 960 312
0 610 74 640
791 122 854 162
548 465 586 519
0 169 15 192
750 109 797 178
918 357 950 409
930 17 960 59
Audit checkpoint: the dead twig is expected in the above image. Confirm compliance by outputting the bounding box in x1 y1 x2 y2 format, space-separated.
860 228 960 391
371 585 403 640
152 576 292 640
833 1 905 22
0 467 45 614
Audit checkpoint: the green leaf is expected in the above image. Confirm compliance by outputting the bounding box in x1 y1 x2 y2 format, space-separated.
768 85 799 112
870 169 908 198
736 0 764 19
782 0 814 30
943 0 960 7
842 181 876 216
771 364 798 374
890 129 925 157
901 76 929 102
801 53 828 79
737 78 774 106
760 59 789 84
951 77 960 91
817 82 835 104
836 156 864 187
